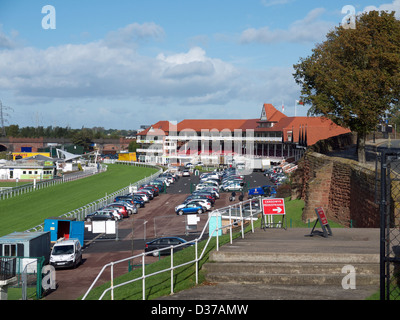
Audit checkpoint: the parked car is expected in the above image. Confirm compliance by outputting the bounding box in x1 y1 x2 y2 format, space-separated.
133 192 149 202
148 180 166 193
105 203 129 218
192 190 217 200
175 202 205 215
248 185 276 198
145 237 191 256
182 198 212 210
185 194 215 205
220 182 243 192
182 169 190 177
114 201 138 214
140 186 158 197
50 239 82 269
85 210 117 222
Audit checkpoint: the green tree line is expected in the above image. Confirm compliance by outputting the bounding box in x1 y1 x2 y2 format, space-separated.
3 124 137 139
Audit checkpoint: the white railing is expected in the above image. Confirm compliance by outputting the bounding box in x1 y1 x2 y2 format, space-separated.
165 135 283 142
81 196 264 300
0 165 107 201
25 161 163 233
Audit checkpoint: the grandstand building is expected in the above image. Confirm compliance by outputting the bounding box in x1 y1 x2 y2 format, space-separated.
136 103 350 167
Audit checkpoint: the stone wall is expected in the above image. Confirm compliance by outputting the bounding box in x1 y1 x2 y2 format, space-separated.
292 151 379 227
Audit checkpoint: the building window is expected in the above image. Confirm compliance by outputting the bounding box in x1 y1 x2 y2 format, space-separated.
3 244 17 257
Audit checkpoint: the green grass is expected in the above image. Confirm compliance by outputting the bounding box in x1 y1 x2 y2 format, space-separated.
0 181 32 188
0 164 158 237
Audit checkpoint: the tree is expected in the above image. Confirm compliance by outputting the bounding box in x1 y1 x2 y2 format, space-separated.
293 11 400 162
71 128 93 151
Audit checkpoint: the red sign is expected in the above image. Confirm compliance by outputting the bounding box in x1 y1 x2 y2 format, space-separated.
316 207 328 225
262 198 285 215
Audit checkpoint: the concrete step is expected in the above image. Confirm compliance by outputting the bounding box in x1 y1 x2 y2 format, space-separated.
209 251 380 264
205 251 380 286
203 262 380 275
205 272 380 286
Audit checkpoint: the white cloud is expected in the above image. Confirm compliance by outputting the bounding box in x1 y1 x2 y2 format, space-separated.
0 27 239 108
362 0 400 18
104 22 165 48
240 8 334 44
261 0 294 7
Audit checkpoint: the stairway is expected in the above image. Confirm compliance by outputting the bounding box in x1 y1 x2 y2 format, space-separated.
204 251 380 286
158 228 381 300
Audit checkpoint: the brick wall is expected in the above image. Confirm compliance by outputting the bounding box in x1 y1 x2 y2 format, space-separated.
292 151 379 227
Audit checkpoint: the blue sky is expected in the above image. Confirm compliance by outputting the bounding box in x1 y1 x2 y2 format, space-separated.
0 0 399 130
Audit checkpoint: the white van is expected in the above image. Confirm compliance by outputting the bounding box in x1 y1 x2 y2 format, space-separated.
50 239 82 269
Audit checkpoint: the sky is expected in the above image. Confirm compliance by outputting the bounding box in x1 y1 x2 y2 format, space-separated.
0 0 399 130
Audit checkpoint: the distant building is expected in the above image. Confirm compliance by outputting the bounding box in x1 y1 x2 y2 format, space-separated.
0 159 56 180
136 103 351 166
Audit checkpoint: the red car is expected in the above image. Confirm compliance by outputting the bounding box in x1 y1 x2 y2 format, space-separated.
105 204 129 218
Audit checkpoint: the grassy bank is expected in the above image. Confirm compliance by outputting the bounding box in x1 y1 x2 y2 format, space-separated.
0 164 158 236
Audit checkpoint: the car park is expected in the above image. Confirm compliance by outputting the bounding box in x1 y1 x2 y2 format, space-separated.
145 237 191 256
175 202 205 215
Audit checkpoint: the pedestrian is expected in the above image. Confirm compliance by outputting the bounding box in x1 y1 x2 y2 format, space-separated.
231 191 236 201
238 192 244 202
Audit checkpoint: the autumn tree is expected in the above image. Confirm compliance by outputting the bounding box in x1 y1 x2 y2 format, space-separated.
293 11 400 162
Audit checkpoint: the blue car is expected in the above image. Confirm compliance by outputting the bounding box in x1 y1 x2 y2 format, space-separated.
114 195 145 208
248 185 276 198
175 203 205 215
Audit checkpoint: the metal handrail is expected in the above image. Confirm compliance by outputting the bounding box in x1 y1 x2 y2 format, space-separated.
81 196 264 300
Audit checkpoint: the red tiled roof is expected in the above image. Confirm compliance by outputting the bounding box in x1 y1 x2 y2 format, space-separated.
137 121 172 136
260 103 287 123
278 117 351 145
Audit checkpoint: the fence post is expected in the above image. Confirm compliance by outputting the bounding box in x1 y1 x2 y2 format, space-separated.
170 246 174 294
240 203 244 238
111 262 114 300
195 240 198 284
229 206 232 244
142 254 146 300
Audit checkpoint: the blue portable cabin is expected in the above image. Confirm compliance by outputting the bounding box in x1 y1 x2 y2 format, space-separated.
44 217 84 247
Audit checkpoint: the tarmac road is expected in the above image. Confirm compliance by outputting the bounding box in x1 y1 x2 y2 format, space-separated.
44 170 269 300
